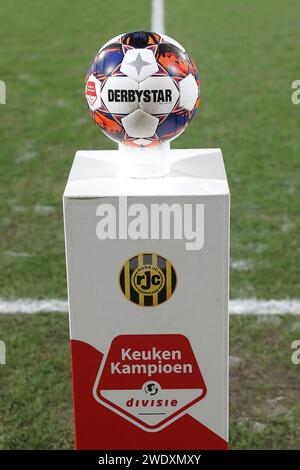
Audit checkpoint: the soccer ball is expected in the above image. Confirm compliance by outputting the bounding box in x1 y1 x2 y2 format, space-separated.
85 31 200 148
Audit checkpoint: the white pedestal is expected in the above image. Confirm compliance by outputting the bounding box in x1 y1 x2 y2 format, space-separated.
63 149 230 450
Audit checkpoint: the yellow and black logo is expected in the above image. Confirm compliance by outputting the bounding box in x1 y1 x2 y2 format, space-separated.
119 253 177 307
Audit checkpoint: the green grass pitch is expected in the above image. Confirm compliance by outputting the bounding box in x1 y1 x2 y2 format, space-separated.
0 0 300 449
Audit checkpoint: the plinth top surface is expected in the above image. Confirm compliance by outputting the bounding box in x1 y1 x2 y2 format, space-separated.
64 149 229 198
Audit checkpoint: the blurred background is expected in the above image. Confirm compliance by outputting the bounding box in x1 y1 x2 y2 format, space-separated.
0 0 299 449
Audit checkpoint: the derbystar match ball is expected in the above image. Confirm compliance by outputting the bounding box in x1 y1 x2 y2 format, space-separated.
85 31 200 148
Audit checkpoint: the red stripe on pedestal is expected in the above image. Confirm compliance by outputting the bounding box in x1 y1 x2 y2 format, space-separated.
70 339 228 450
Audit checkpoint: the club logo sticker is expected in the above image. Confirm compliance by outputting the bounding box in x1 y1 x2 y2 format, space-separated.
119 253 177 306
93 334 207 432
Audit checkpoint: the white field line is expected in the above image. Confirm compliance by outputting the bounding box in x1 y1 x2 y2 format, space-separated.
151 0 165 34
229 299 300 315
0 298 300 315
0 298 68 314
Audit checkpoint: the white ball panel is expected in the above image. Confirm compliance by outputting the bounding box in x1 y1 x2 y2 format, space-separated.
133 138 153 146
122 109 159 138
179 74 199 111
160 34 185 52
140 76 179 115
120 49 158 83
99 34 122 52
101 76 139 115
85 74 102 111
